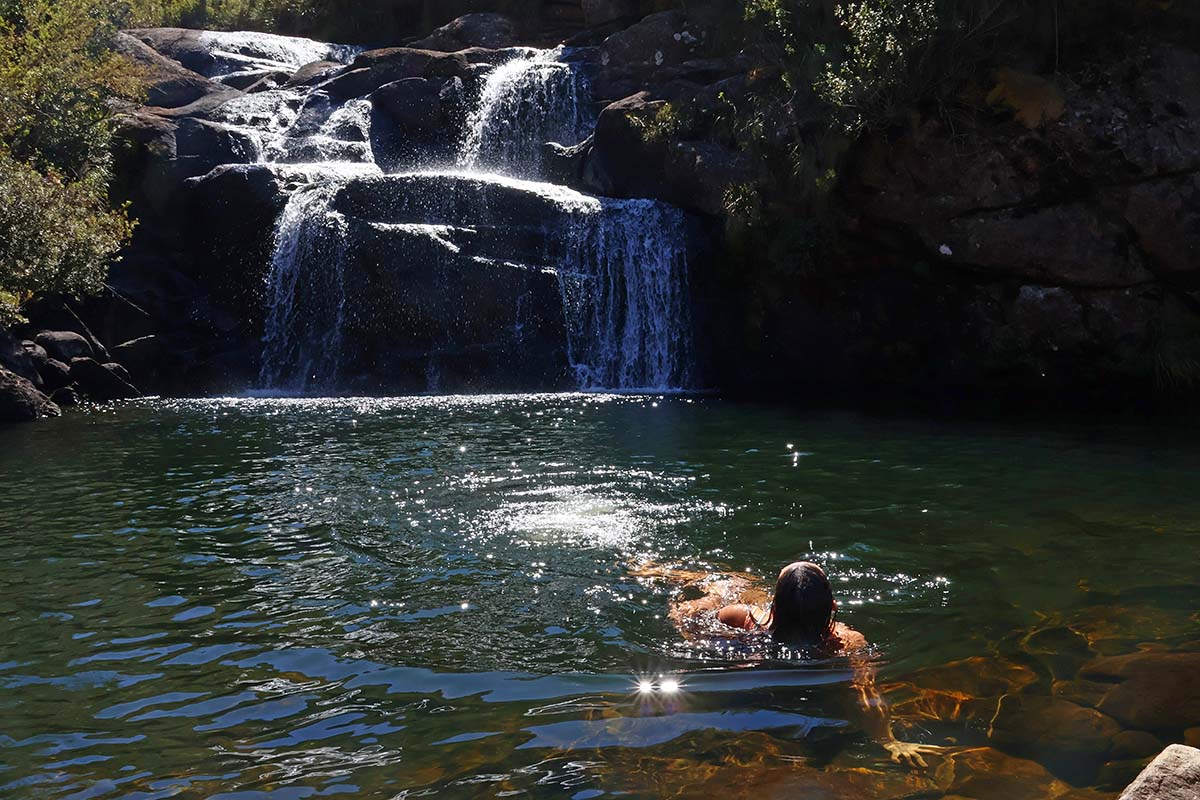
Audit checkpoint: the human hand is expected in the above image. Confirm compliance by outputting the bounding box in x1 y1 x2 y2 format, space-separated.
883 740 945 769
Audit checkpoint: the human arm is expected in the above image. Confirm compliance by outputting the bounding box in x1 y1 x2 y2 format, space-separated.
845 631 944 769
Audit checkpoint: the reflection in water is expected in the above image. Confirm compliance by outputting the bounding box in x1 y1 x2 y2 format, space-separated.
0 395 1198 798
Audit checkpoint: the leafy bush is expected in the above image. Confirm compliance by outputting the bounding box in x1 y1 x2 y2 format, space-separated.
0 0 140 324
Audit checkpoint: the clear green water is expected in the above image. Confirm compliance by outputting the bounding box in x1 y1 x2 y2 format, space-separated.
1 395 1198 798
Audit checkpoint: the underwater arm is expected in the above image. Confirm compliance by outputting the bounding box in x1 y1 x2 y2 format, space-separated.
849 645 943 769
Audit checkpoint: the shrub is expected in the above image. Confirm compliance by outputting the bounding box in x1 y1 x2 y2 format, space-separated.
0 0 140 323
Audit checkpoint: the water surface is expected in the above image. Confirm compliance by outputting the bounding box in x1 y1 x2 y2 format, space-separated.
1 396 1197 798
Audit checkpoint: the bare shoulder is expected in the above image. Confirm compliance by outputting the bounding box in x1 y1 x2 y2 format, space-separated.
716 603 754 629
834 623 868 651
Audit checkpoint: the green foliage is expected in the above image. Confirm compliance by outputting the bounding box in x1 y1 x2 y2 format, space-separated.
815 0 939 133
628 101 698 144
0 152 135 326
0 0 139 324
124 0 545 44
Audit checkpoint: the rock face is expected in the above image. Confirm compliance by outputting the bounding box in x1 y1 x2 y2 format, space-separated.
713 38 1200 407
1118 745 1200 800
0 366 61 422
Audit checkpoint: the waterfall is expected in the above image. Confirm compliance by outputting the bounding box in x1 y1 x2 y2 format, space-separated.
458 47 594 178
259 179 353 392
561 201 694 390
250 42 695 394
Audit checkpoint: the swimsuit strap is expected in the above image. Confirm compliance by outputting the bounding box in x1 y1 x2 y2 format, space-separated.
748 606 769 631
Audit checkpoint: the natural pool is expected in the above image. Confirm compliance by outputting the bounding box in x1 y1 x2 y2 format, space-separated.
1 395 1198 799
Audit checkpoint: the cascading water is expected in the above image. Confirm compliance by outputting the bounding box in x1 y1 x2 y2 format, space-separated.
244 39 695 393
459 47 594 178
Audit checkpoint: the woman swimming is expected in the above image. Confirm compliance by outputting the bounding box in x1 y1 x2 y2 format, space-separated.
636 560 944 768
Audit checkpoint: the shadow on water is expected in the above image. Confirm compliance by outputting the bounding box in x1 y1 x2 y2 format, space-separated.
1 395 1198 798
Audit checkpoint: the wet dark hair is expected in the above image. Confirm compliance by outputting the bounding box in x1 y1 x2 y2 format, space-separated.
768 562 835 645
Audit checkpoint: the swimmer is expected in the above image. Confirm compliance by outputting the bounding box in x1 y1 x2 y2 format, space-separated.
634 560 945 769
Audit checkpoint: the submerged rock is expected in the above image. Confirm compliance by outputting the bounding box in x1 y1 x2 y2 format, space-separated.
1079 652 1200 731
987 694 1122 784
1118 744 1200 800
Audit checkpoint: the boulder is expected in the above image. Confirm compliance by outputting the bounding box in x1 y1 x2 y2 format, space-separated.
601 11 700 68
49 385 79 408
126 27 219 75
1080 652 1200 731
35 331 94 363
0 333 41 385
1124 173 1200 277
35 358 72 392
68 358 141 402
582 0 642 26
184 164 287 331
1118 744 1200 800
286 60 342 87
0 366 60 422
371 78 443 133
932 746 1073 800
110 336 164 378
1110 731 1165 761
409 13 517 51
987 694 1122 784
323 48 470 99
112 31 230 110
937 204 1155 288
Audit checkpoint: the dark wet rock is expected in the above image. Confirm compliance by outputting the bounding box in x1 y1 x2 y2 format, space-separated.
184 164 287 332
1124 173 1200 277
579 93 754 216
0 333 41 386
933 204 1154 288
286 60 342 87
35 331 94 363
175 117 258 168
601 11 699 69
582 0 641 26
933 746 1073 800
410 13 517 52
1054 677 1118 709
1080 652 1200 731
221 69 291 91
110 336 165 380
113 31 231 110
0 366 60 422
1117 744 1200 800
988 694 1122 784
903 656 1040 698
126 27 219 75
1022 625 1095 679
35 358 72 393
48 385 79 408
324 48 470 99
372 78 443 133
312 173 575 392
69 358 141 402
104 362 136 385
1110 731 1165 761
